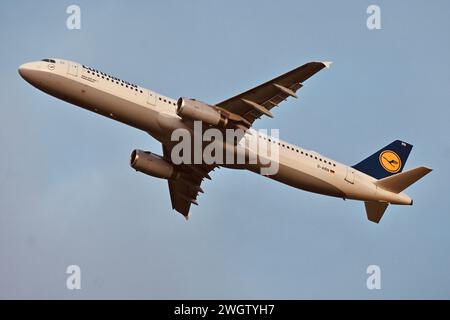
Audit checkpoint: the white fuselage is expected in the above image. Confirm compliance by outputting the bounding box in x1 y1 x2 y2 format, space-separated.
18 59 412 205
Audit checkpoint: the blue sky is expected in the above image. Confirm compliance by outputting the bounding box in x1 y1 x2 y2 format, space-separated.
0 0 449 299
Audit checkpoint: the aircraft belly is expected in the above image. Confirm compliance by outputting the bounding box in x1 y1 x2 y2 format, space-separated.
272 162 346 198
42 73 163 135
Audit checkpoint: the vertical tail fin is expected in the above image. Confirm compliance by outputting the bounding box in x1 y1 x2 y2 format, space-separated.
352 140 413 179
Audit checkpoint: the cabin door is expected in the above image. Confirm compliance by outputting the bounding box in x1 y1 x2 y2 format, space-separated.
147 90 156 105
67 62 79 77
345 167 355 184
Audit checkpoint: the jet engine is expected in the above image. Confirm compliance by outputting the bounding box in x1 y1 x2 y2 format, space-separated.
130 149 179 180
176 97 228 127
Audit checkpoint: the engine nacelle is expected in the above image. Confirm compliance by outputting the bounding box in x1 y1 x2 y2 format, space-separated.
176 97 228 127
130 149 179 180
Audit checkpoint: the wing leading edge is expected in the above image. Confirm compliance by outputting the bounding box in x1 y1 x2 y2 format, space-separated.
216 61 331 124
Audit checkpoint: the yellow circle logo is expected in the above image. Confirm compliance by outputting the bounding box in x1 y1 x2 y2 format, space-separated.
379 150 401 173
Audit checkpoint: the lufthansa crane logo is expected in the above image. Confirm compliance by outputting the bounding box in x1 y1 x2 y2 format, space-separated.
379 150 401 173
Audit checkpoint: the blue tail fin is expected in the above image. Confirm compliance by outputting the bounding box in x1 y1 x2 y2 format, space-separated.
352 140 413 179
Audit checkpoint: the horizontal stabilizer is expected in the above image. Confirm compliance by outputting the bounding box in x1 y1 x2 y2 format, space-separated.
365 201 389 223
375 166 432 193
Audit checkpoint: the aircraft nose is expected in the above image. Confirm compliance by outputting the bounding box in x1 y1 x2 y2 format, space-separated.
18 62 33 79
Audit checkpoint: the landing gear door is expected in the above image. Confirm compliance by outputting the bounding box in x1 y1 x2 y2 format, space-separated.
345 167 355 184
147 90 156 105
67 62 79 77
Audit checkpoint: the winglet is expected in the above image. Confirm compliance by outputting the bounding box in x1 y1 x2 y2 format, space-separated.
322 61 333 69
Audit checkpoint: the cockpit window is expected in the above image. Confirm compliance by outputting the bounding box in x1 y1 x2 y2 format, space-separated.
41 59 56 63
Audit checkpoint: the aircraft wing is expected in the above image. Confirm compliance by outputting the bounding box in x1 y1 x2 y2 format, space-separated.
163 145 216 218
216 61 331 124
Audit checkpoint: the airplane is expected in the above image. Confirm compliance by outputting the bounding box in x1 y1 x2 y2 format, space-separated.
18 58 432 223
